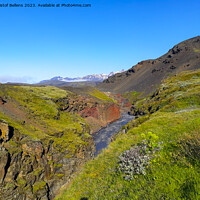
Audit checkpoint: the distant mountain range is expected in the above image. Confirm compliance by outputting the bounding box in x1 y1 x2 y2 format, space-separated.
39 70 124 84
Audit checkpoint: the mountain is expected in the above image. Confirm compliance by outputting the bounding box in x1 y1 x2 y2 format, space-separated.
98 36 200 95
39 70 124 85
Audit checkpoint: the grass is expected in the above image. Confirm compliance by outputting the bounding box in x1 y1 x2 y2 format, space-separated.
129 70 200 117
33 181 47 193
0 84 95 197
20 86 68 99
58 111 200 200
89 88 116 102
58 69 200 200
194 48 200 53
0 84 124 198
0 84 91 157
122 91 142 104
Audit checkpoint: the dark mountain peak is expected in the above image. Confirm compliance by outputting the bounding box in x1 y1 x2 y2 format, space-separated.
98 36 200 95
167 35 200 54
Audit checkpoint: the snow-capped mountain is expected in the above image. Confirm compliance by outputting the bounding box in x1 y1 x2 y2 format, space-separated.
40 70 124 83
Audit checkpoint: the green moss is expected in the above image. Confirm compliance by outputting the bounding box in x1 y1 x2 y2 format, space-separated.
0 85 65 120
5 182 16 190
48 160 54 165
54 163 63 168
193 48 200 53
3 138 20 154
33 168 43 176
33 181 47 193
0 111 47 140
8 139 18 147
122 91 141 103
56 174 64 179
17 177 27 186
130 70 200 117
20 86 68 99
89 88 115 102
0 84 92 179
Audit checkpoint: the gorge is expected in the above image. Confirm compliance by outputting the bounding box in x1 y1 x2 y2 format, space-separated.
0 36 200 200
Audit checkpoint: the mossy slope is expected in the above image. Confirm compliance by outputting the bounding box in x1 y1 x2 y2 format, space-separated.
0 85 95 199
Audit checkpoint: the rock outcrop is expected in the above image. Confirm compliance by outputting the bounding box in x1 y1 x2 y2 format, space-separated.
0 85 97 200
0 120 11 142
55 93 120 133
0 120 95 200
83 103 120 133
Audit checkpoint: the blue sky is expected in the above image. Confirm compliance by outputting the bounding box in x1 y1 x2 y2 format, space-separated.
0 0 200 83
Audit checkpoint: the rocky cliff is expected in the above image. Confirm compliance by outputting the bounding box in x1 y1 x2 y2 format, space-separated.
0 84 121 199
0 85 96 199
59 86 121 133
0 120 95 200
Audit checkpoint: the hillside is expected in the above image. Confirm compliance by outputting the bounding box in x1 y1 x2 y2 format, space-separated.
59 69 200 199
98 36 200 95
0 85 119 199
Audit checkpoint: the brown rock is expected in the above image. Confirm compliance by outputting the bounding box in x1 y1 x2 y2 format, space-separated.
0 147 9 183
22 141 44 160
0 121 10 142
104 103 120 123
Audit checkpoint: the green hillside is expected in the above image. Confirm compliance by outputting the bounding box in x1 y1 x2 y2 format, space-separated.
0 85 89 141
0 85 94 199
58 69 200 200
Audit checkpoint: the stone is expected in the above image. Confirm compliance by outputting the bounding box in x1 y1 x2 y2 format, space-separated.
0 121 11 143
0 97 6 104
0 147 9 183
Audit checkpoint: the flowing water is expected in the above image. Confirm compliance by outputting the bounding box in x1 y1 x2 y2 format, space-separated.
93 113 134 156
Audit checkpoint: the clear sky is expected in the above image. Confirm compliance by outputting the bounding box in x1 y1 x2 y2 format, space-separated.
0 0 200 83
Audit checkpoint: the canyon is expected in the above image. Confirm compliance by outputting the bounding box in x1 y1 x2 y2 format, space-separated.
0 84 125 199
0 36 200 199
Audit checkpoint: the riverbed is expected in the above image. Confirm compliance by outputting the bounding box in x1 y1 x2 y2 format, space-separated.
93 113 134 156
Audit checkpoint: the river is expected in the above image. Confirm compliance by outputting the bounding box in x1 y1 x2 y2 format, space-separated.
92 113 134 156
